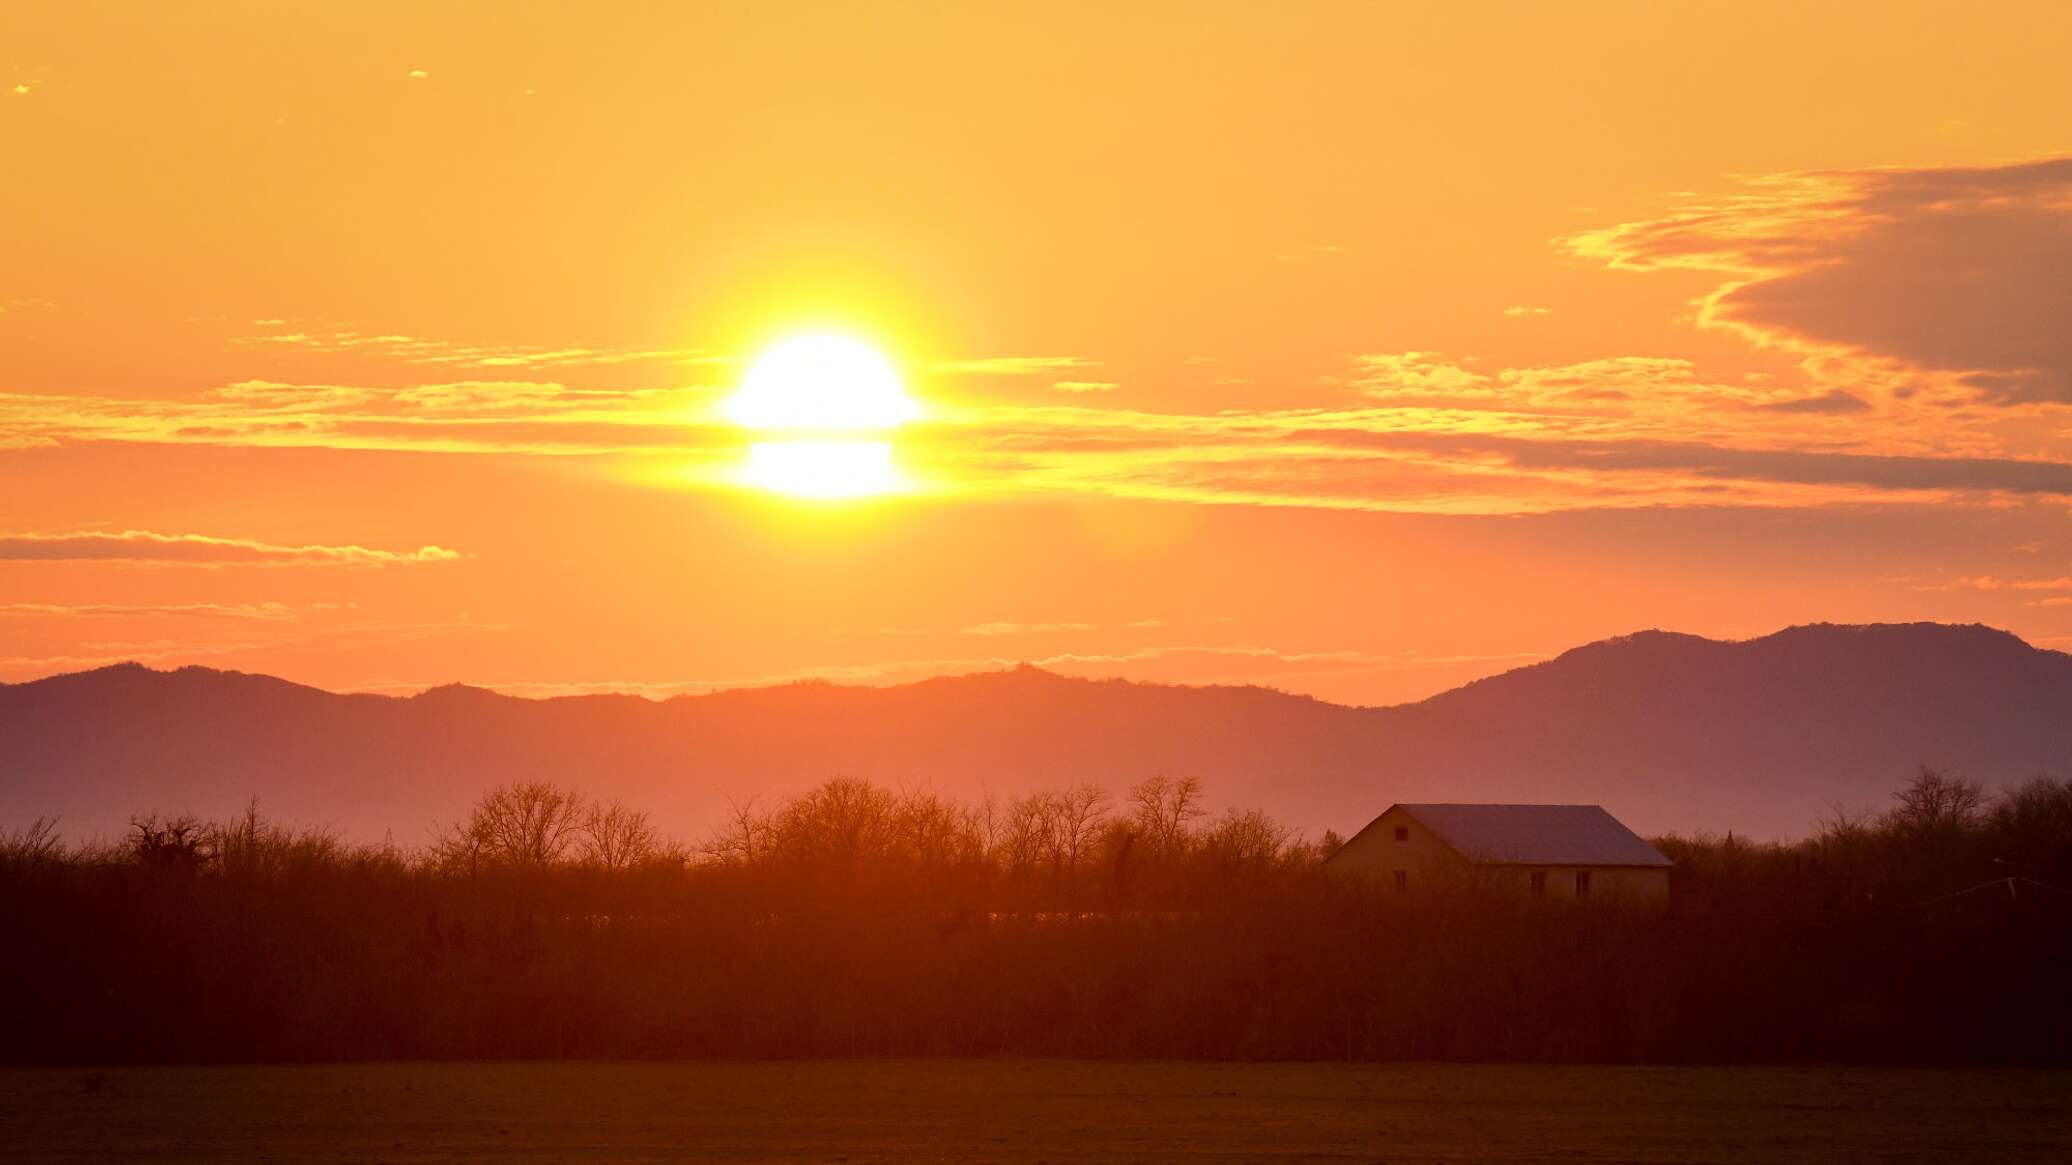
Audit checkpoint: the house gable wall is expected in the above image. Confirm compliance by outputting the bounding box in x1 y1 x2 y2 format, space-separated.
1325 805 1470 889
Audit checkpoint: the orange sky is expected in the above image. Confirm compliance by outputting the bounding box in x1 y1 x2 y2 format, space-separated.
4 1 2072 705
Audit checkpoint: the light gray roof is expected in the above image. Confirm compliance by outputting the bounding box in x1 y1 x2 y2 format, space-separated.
1393 803 1673 868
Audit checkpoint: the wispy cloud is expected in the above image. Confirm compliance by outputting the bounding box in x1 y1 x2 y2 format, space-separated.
956 621 1099 636
1753 389 1871 415
232 323 721 371
1927 575 2072 593
0 381 732 457
0 531 459 567
1566 156 2072 403
0 601 297 619
929 356 1100 375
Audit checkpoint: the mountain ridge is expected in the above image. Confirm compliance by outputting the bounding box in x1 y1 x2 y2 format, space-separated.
5 622 2068 843
19 620 2034 708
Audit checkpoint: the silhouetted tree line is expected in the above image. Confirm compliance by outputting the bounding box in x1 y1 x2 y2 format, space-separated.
0 768 2067 1064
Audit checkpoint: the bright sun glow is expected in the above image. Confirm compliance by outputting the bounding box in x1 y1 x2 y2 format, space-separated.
727 333 919 432
725 333 919 499
741 440 903 499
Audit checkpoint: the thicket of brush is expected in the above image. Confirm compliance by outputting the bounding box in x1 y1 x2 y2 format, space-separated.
1 769 2067 1064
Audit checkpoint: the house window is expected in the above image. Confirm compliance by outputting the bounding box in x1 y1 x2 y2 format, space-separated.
1575 870 1593 898
1392 870 1408 894
1393 826 1409 842
1530 871 1546 898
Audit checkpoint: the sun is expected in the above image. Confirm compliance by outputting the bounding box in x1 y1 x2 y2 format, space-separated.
739 440 901 499
726 333 919 431
725 333 920 498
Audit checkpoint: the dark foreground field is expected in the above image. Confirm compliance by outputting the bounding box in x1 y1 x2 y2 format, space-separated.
1 1062 2067 1164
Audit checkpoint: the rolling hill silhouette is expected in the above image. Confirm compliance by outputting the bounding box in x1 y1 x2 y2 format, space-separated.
5 622 2069 843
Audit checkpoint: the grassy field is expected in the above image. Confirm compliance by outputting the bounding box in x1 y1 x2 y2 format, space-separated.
0 1061 2066 1163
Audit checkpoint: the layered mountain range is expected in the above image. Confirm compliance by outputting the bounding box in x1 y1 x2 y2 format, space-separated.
5 622 2067 843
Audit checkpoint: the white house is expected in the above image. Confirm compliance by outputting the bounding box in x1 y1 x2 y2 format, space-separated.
1325 803 1672 906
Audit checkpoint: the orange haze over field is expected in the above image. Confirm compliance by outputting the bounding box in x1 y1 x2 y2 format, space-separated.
4 2 2072 703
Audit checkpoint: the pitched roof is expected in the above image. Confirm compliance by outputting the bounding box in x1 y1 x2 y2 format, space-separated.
1391 803 1673 868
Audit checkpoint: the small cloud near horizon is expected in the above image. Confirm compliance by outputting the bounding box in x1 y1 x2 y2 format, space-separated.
0 530 460 568
0 601 297 620
956 621 1099 636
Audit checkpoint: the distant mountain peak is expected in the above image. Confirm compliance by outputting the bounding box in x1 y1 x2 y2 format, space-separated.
1759 620 2035 647
1559 621 2044 661
408 681 508 704
5 660 312 696
1565 628 1713 654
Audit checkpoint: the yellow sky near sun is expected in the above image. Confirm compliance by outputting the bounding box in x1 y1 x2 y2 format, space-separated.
3 1 2072 703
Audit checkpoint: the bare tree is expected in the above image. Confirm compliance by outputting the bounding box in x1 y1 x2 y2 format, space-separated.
582 798 661 871
1051 783 1111 870
128 814 214 873
1202 808 1291 868
895 789 984 866
703 795 773 867
769 777 900 866
1886 766 1986 835
211 799 343 876
996 793 1054 875
1814 802 1877 849
434 782 590 871
1988 775 2072 875
975 793 1001 856
0 817 64 865
1129 774 1205 856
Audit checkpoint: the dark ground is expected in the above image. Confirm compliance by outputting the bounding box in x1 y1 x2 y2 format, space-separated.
1 1061 2067 1163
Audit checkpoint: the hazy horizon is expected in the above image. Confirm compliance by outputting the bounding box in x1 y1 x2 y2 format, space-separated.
2 617 2057 709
